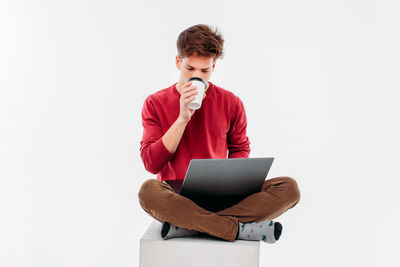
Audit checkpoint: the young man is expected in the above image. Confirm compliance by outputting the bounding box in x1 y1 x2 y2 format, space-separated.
138 24 300 243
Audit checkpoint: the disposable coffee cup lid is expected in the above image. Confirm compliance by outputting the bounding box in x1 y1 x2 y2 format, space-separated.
187 77 206 85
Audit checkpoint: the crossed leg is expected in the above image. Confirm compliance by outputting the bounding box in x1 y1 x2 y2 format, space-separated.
138 176 300 242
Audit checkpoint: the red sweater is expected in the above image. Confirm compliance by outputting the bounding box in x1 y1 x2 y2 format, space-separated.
140 81 251 184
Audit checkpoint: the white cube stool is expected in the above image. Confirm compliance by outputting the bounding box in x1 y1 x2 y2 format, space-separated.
140 220 260 267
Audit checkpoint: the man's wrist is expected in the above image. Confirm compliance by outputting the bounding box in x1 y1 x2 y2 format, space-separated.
176 116 189 125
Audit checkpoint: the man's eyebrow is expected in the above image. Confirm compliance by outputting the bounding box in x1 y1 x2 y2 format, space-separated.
186 64 211 70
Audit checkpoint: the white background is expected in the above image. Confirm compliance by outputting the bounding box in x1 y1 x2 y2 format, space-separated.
1 0 399 266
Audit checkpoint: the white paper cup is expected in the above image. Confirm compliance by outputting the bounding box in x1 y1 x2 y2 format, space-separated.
186 77 206 110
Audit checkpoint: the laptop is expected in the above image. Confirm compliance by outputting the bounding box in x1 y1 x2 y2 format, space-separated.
179 157 274 212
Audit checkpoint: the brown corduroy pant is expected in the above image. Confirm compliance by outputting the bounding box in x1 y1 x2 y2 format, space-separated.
138 176 300 242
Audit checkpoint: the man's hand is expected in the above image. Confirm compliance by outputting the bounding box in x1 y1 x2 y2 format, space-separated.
178 81 199 123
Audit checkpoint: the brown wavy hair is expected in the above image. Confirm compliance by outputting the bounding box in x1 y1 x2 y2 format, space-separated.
177 24 224 62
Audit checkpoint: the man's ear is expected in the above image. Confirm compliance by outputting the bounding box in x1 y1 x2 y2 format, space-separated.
175 55 181 70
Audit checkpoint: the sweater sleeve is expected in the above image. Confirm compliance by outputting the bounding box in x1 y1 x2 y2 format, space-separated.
227 96 251 158
140 96 175 174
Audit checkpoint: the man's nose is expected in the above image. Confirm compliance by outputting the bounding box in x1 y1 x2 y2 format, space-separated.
191 72 204 79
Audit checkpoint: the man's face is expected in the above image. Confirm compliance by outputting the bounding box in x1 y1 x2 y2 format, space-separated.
175 54 216 89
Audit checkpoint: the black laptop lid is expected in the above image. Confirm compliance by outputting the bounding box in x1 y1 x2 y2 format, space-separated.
179 157 274 211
